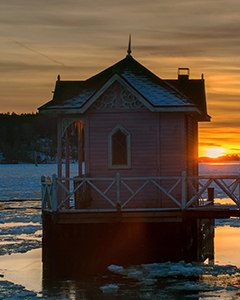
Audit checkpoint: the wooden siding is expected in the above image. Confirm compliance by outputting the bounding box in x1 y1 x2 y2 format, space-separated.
159 113 185 176
85 111 191 209
88 111 159 176
185 114 199 202
185 114 198 177
159 113 185 207
78 83 199 209
87 111 159 208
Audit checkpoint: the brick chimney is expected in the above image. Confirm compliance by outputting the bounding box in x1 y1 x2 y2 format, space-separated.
178 68 189 81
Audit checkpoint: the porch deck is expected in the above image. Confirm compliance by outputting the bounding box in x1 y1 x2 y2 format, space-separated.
43 206 240 224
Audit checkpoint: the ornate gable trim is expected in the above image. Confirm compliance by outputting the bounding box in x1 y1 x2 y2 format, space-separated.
120 84 144 109
90 81 118 110
89 80 145 110
81 74 154 113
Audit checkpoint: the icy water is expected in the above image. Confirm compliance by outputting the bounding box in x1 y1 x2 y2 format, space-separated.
0 163 240 299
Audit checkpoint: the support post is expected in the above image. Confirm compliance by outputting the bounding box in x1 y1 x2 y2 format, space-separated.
181 171 187 210
57 117 62 205
65 127 70 209
52 174 57 212
41 175 45 209
57 117 62 178
65 127 70 180
116 173 121 221
84 117 89 174
77 122 83 176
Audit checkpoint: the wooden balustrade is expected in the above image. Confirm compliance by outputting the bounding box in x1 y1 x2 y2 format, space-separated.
41 172 240 212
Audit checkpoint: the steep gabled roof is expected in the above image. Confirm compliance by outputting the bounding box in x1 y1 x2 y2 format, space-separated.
38 54 209 120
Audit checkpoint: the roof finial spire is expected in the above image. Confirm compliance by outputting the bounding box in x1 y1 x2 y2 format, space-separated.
127 34 132 57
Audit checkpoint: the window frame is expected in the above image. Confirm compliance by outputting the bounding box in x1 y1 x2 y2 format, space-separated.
108 124 131 169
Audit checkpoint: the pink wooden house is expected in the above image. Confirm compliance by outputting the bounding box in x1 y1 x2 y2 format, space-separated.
39 45 216 273
39 47 210 210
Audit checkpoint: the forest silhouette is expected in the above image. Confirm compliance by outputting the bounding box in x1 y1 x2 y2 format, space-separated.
0 113 57 163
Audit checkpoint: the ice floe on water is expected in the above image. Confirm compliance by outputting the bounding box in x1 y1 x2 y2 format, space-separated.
109 261 240 279
106 261 240 298
99 283 120 293
0 281 38 300
0 224 42 255
0 279 71 300
215 217 240 228
0 200 41 224
0 224 42 235
0 200 42 255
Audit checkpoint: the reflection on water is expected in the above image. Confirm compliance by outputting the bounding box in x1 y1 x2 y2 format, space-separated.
215 226 240 267
0 248 42 293
1 225 240 299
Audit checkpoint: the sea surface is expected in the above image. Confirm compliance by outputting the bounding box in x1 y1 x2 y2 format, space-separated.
0 162 240 299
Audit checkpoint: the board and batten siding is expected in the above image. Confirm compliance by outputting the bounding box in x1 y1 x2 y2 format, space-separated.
185 114 199 203
158 113 186 207
79 80 200 209
87 110 160 208
86 110 191 209
159 113 185 175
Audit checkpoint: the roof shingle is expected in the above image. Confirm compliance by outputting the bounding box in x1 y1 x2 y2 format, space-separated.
38 55 209 120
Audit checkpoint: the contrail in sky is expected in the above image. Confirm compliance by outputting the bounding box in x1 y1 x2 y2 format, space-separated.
1 34 65 67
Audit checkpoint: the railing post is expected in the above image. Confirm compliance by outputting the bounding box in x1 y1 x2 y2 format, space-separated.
207 187 214 205
41 175 45 209
116 173 121 220
52 174 57 212
181 171 187 210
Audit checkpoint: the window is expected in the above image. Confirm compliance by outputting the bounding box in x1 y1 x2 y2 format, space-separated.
108 125 131 169
112 129 127 165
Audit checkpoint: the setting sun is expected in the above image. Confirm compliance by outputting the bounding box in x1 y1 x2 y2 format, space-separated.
202 147 227 158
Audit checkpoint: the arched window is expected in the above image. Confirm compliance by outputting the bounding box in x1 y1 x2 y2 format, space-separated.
108 125 131 169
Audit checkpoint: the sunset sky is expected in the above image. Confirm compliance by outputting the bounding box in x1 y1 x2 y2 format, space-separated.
0 0 240 157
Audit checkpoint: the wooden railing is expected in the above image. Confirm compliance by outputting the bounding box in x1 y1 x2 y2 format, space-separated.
186 175 240 208
41 175 57 211
41 172 240 212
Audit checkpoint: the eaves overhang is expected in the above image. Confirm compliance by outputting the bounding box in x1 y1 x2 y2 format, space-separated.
39 106 200 115
39 73 199 115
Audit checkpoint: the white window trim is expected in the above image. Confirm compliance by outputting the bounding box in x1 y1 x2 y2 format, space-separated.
108 124 131 169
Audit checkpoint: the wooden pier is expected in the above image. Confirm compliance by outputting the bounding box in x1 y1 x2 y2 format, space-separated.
41 172 239 277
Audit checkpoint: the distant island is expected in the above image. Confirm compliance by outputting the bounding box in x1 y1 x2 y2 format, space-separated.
199 154 240 163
